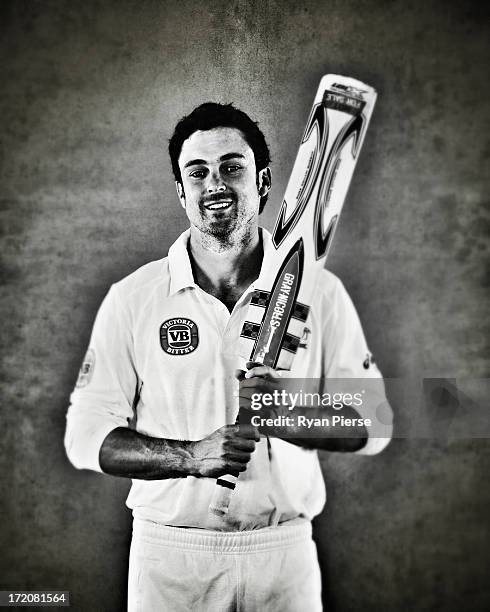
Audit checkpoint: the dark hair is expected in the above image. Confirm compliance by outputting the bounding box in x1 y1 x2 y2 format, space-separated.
169 102 271 213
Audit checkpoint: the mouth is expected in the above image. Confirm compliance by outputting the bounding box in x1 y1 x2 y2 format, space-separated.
204 200 233 211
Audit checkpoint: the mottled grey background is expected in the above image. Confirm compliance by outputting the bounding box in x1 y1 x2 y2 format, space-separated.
1 1 489 610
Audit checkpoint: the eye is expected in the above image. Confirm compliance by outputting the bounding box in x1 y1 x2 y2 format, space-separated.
224 164 242 174
189 169 207 179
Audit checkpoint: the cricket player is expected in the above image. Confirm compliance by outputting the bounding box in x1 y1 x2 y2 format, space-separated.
65 102 393 611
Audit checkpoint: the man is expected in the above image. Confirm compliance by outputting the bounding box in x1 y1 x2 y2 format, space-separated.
65 102 393 611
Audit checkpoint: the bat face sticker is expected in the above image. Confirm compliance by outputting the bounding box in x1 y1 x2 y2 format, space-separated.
273 86 367 261
251 239 304 368
272 102 328 249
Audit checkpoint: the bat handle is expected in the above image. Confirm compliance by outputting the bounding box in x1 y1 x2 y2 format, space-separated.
208 473 239 516
208 366 254 516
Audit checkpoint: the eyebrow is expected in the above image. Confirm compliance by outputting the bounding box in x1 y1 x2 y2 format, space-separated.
183 152 246 169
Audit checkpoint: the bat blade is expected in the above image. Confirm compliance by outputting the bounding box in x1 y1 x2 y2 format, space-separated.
209 74 377 516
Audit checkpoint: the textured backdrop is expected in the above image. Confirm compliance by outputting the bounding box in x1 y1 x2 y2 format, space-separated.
1 1 489 610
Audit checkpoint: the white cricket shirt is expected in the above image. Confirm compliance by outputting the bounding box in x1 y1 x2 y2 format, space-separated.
65 229 392 531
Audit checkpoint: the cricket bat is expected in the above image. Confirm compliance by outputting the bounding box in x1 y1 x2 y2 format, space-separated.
208 74 377 516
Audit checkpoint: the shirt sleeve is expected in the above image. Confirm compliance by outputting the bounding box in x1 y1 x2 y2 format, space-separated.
64 285 138 472
322 276 393 455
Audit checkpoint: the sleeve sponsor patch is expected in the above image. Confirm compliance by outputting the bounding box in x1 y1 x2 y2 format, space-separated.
363 352 375 369
76 348 96 387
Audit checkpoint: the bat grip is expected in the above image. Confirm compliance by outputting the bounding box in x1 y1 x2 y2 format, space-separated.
208 367 251 516
208 472 239 516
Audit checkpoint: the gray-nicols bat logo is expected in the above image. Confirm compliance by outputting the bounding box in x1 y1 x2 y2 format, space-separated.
272 86 366 259
160 318 199 355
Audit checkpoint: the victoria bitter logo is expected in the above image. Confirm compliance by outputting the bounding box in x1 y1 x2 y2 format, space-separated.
160 318 199 355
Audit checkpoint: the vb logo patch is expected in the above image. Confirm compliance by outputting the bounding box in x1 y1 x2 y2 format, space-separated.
160 318 199 355
76 348 96 388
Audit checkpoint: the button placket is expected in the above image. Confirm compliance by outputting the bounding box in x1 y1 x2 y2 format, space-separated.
199 286 231 354
222 286 254 356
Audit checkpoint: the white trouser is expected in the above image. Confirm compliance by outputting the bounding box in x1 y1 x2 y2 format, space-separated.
128 518 322 611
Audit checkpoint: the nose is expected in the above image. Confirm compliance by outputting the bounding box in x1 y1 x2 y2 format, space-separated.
206 170 226 194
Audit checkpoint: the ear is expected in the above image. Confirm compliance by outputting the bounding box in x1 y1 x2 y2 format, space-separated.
257 167 271 197
175 181 186 209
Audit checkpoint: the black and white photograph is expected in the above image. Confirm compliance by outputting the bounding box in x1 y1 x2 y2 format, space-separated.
1 1 488 611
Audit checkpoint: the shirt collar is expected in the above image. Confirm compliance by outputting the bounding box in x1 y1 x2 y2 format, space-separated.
254 227 274 290
167 227 274 296
168 229 197 295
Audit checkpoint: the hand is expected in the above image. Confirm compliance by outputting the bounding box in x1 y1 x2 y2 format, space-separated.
237 362 293 428
189 423 260 478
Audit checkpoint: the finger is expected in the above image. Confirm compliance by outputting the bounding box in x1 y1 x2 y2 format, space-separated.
237 406 256 421
237 425 261 441
239 377 269 391
227 422 260 441
244 365 269 379
224 424 242 435
238 399 273 423
246 361 262 369
238 396 253 412
245 365 281 380
238 386 263 401
229 438 256 452
224 449 254 463
246 362 287 376
235 369 246 381
228 462 248 473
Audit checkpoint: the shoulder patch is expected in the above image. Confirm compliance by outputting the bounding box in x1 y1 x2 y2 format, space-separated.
76 348 96 387
160 318 199 355
363 352 375 369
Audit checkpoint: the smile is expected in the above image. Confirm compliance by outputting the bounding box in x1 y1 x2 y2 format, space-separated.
205 200 233 210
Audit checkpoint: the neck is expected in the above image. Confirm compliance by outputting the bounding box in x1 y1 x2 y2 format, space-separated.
188 224 263 298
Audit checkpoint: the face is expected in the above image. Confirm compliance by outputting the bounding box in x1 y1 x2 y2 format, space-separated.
177 127 270 238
